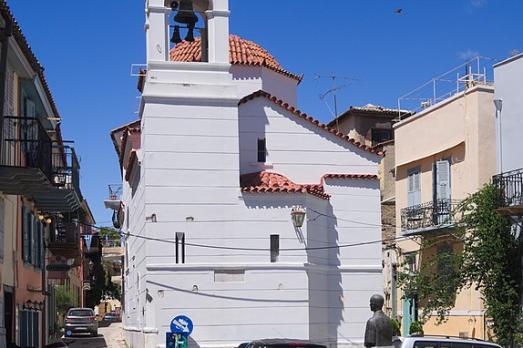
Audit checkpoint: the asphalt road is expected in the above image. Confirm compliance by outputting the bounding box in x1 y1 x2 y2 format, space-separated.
62 322 126 348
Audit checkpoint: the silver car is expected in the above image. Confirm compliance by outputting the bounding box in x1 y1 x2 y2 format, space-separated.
64 308 98 337
398 335 501 348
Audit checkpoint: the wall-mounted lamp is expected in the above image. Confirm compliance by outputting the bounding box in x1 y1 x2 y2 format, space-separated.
192 285 199 293
291 206 306 228
185 216 194 222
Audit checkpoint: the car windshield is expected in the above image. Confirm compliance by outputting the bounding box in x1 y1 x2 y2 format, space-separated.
68 309 94 317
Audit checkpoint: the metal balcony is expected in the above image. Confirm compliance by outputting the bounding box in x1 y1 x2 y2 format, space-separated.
492 168 523 215
32 143 83 213
401 199 462 235
0 116 53 194
48 216 80 259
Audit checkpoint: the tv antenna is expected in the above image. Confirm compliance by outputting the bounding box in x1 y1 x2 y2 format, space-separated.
315 74 357 131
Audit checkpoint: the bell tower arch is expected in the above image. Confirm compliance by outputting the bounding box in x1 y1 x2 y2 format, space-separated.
145 0 230 64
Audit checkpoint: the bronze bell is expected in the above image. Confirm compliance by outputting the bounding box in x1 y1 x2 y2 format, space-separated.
170 25 182 44
184 25 195 42
173 0 198 26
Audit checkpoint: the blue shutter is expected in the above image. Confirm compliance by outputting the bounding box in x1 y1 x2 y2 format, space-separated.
407 168 421 207
22 207 30 264
435 160 451 201
36 222 42 269
30 214 36 266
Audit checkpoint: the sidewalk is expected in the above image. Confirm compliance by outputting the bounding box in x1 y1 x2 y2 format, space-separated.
100 322 127 348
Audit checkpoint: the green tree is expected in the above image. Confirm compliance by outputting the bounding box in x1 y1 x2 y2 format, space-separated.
56 285 74 315
398 184 522 346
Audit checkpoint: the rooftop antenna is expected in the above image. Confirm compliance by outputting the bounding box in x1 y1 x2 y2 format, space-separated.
315 74 357 131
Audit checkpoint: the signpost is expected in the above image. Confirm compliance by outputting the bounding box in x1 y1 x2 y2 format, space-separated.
166 315 193 348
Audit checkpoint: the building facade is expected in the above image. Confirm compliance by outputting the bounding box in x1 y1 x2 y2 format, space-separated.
0 1 87 346
394 75 496 337
327 105 409 317
110 1 386 347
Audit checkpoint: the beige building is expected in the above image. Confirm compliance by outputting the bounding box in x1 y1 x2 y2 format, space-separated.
394 81 495 337
329 105 410 317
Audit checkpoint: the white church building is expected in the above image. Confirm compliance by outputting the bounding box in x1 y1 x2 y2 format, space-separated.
110 1 384 347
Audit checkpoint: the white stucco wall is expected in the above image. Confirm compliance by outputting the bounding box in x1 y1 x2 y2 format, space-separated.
121 1 383 346
494 54 523 173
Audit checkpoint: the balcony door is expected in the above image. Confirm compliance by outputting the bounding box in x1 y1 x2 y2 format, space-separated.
433 159 451 224
21 97 37 167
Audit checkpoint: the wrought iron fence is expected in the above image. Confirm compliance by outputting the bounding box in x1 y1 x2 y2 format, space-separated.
0 116 52 179
401 199 462 232
492 168 523 208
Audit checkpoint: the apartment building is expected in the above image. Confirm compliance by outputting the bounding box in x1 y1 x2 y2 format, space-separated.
393 60 496 337
0 1 87 346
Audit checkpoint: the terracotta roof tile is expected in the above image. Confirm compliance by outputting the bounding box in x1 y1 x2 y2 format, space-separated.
323 173 378 180
170 35 302 82
238 90 384 156
240 171 329 200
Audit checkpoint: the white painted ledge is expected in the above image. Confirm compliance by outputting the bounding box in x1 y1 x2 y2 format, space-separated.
146 262 382 273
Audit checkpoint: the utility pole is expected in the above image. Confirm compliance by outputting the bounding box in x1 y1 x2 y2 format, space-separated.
315 74 356 131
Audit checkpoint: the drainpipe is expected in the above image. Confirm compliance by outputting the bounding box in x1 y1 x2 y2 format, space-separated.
0 17 13 157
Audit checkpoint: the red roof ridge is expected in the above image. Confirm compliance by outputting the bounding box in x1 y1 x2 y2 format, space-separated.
240 171 330 200
238 90 384 157
322 173 379 181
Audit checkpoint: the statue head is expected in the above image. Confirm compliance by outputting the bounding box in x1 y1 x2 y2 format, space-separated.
370 294 384 312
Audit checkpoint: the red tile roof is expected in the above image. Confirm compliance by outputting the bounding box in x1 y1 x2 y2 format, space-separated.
240 171 330 200
170 35 302 82
323 173 378 180
238 90 384 156
0 0 60 117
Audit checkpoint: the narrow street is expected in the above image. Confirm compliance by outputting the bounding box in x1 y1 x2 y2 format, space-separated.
63 322 126 348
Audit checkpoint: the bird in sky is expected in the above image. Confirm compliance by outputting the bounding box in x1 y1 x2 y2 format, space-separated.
394 8 403 14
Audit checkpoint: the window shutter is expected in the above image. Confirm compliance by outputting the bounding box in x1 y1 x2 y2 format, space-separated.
31 214 36 266
22 207 30 264
36 222 42 269
407 168 421 207
0 197 4 261
435 160 451 201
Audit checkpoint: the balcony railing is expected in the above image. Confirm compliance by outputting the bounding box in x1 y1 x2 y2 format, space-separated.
51 143 81 197
401 199 462 234
48 216 81 258
492 168 523 213
0 116 53 193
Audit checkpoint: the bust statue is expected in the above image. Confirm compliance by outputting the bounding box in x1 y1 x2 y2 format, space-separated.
364 294 394 347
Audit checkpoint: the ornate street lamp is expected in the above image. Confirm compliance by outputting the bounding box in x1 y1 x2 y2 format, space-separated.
291 206 306 228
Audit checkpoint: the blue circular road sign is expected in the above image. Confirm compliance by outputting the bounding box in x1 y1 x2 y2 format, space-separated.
170 315 193 336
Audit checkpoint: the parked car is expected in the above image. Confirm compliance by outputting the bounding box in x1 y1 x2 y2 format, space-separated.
243 339 326 348
64 308 98 337
103 311 118 321
398 335 501 348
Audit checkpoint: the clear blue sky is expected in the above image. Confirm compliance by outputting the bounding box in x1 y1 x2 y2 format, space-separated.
9 0 523 226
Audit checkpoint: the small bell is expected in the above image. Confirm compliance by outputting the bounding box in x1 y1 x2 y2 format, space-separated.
171 25 182 44
184 24 195 42
173 0 198 26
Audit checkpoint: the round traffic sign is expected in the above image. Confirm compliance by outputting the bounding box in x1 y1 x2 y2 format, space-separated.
170 315 193 336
